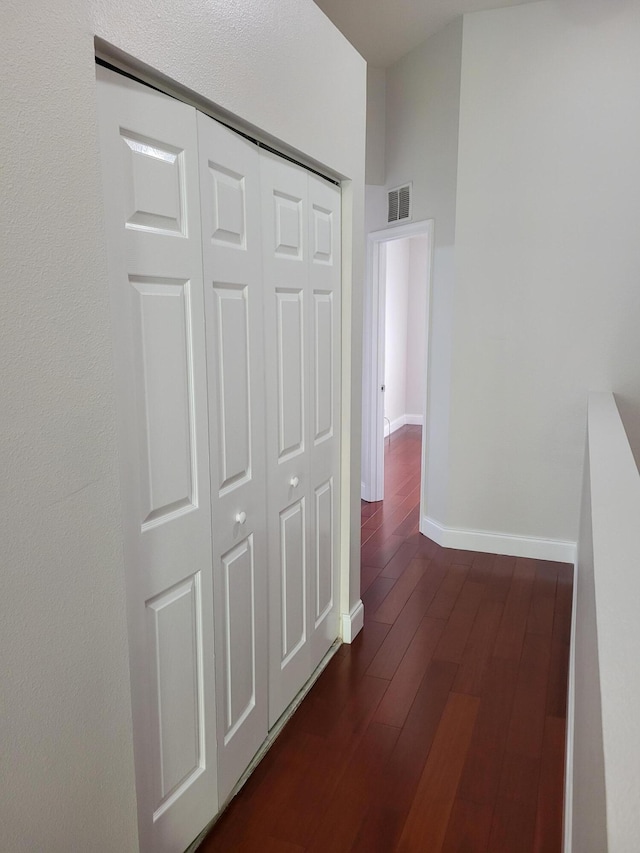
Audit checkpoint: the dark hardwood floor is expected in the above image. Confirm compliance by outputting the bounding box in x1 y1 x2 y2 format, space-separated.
200 424 572 852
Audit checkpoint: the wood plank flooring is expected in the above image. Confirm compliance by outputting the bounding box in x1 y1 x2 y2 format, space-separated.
200 424 572 852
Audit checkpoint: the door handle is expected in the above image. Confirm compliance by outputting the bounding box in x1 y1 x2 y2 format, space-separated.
290 476 299 488
235 511 247 525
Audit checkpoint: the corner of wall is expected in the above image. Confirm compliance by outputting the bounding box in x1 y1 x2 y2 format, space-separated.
341 600 364 643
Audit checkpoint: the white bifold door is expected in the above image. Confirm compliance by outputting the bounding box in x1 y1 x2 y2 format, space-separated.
196 113 268 803
261 154 342 726
96 67 218 853
97 65 341 853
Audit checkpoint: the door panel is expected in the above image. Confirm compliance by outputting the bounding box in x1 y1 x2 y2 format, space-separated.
314 479 334 627
212 285 251 492
97 66 217 853
121 131 185 236
197 112 268 802
147 574 204 812
221 536 257 739
131 277 196 525
307 175 341 670
274 191 303 258
311 203 334 264
313 290 334 444
262 156 341 725
276 289 305 460
261 154 311 725
279 499 307 664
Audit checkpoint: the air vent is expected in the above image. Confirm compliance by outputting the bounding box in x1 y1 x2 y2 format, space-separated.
387 183 412 224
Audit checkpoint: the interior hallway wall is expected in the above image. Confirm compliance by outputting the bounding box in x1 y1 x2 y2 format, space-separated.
449 0 640 543
380 17 463 521
372 0 640 549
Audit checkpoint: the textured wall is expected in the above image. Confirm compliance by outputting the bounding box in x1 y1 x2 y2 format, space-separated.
0 0 138 850
450 0 640 543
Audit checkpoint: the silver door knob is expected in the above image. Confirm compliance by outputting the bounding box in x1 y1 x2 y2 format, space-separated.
235 511 247 524
290 476 299 488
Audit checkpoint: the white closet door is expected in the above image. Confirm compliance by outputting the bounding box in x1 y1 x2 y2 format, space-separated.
307 175 341 671
96 67 218 852
197 113 268 802
261 154 312 726
261 155 342 726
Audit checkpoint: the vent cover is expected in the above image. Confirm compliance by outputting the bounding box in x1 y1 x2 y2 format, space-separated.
387 183 412 224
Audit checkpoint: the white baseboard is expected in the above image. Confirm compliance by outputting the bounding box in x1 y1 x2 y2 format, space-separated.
420 515 577 564
384 413 424 437
564 559 578 853
341 600 364 643
384 415 405 437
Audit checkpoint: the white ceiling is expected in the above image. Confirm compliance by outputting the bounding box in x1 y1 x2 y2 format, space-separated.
313 0 541 67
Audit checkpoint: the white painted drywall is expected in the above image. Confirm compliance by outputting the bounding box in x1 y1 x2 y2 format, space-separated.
384 239 410 425
449 0 640 544
366 66 386 185
382 17 463 521
405 236 429 417
572 392 640 851
0 1 365 850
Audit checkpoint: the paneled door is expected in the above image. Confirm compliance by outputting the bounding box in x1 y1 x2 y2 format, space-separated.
306 174 342 673
96 67 218 852
261 154 341 726
197 112 268 802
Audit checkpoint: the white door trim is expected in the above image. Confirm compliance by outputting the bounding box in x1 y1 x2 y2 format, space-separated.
362 219 435 512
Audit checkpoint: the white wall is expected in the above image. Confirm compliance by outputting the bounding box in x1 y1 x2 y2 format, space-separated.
0 1 365 850
384 17 463 521
384 239 410 425
366 66 386 185
449 0 640 545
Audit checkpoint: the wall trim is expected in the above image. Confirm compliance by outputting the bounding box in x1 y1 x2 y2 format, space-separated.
420 515 577 564
383 413 424 437
564 558 578 852
405 413 423 426
341 600 364 643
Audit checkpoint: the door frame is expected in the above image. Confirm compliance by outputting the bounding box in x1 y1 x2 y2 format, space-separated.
362 219 435 512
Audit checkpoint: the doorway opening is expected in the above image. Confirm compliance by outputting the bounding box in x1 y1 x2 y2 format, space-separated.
361 220 434 525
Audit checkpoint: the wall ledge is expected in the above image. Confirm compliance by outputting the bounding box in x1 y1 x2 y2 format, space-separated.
583 391 640 849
